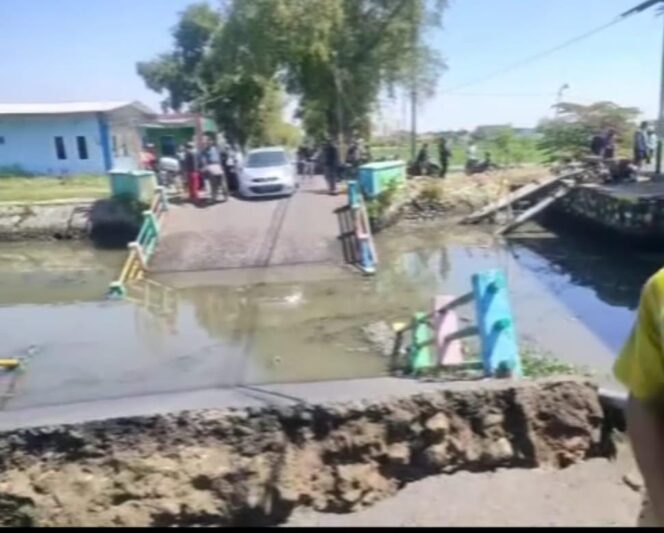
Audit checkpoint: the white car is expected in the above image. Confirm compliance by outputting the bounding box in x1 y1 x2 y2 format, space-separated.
238 147 297 198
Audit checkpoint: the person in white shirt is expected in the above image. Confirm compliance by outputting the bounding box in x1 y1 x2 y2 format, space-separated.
648 126 658 166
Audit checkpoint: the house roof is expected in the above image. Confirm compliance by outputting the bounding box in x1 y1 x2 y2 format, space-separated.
0 101 156 116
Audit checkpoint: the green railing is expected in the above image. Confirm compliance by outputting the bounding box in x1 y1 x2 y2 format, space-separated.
108 186 169 299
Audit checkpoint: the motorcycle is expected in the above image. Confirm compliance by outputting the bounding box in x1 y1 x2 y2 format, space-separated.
157 156 184 193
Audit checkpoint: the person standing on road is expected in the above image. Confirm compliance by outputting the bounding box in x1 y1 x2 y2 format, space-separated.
648 126 659 167
415 143 430 176
200 135 227 203
297 144 308 180
438 137 451 179
323 138 340 195
614 270 664 527
305 145 316 180
183 142 200 203
634 122 650 169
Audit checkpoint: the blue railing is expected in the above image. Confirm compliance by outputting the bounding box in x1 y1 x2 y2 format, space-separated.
347 180 378 275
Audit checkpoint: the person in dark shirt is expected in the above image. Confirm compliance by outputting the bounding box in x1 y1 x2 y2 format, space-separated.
323 139 340 194
438 137 451 179
590 133 605 157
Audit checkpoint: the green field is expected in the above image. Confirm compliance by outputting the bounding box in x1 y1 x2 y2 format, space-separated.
0 175 109 203
371 138 544 167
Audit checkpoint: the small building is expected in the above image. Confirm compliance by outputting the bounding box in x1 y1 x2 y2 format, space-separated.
0 101 156 176
142 114 218 157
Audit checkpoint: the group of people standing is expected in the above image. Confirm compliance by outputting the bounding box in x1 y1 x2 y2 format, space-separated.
296 137 371 195
142 134 235 205
414 137 493 178
634 121 659 168
590 123 659 169
414 138 452 178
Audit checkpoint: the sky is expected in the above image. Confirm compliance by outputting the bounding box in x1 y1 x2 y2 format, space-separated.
0 0 663 132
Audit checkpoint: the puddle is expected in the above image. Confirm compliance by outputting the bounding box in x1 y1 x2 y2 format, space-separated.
0 223 657 410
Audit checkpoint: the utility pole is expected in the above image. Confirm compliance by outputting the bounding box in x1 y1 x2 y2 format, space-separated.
555 83 570 117
410 1 418 162
620 0 664 173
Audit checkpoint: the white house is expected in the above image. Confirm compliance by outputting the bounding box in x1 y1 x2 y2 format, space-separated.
0 101 156 176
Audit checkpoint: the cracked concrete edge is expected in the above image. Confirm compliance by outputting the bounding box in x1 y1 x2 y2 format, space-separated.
0 376 600 432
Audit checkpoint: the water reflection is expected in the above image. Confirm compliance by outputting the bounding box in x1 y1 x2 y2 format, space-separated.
0 224 647 410
509 233 663 311
507 228 661 352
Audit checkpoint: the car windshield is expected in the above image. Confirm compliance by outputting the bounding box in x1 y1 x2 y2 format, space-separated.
246 151 287 168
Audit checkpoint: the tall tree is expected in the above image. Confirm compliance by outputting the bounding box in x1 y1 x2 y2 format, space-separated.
137 0 447 147
136 3 220 112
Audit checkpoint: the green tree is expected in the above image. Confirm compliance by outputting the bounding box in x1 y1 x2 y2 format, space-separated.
489 127 516 164
137 0 447 149
136 3 220 112
537 101 640 162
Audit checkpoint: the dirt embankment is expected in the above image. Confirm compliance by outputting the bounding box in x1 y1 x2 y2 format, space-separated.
0 379 613 527
400 167 552 223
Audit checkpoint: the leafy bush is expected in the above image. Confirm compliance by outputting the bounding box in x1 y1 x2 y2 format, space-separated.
366 180 400 220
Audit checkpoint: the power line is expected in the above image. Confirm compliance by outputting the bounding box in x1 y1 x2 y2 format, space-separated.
442 17 628 95
447 91 557 98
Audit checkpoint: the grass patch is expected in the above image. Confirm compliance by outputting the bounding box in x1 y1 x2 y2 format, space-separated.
399 342 591 382
371 137 545 167
521 345 591 379
0 175 108 203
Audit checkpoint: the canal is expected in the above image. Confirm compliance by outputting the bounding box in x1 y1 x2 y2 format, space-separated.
0 222 658 414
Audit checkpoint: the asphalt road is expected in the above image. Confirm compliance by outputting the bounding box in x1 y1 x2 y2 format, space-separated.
151 176 347 274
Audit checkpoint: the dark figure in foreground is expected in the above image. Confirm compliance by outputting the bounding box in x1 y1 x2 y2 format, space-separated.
615 270 664 527
323 139 340 195
438 137 451 178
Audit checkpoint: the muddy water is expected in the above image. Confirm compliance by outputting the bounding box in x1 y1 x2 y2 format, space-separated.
0 224 656 411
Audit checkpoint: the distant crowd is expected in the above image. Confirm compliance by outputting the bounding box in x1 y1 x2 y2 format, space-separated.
140 133 240 204
590 122 659 169
296 137 372 195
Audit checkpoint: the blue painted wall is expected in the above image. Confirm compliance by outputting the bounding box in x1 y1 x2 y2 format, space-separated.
0 110 147 175
0 113 106 175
